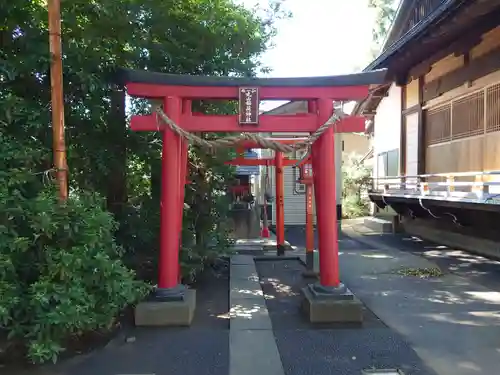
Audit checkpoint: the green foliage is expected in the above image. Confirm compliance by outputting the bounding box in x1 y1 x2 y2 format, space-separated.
0 132 148 364
368 0 399 57
1 0 288 364
342 153 372 219
180 146 237 281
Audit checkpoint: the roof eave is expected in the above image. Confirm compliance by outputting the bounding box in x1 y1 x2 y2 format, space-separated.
379 0 414 53
352 83 391 116
364 0 467 72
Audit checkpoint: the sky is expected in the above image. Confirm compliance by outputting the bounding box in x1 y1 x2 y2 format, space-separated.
237 0 379 111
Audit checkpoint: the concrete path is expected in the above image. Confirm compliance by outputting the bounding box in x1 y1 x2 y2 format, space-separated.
341 224 500 375
347 221 500 291
229 238 435 375
229 253 284 375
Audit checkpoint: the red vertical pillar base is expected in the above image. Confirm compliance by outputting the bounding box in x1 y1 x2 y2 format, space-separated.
177 140 188 284
302 99 318 278
152 284 188 301
303 183 315 275
275 151 285 256
260 225 270 238
261 198 270 238
155 96 185 300
311 99 340 288
177 99 191 285
301 99 363 324
134 98 197 327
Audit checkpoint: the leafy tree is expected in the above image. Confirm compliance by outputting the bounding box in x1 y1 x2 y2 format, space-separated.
342 153 372 218
368 0 399 57
0 0 288 364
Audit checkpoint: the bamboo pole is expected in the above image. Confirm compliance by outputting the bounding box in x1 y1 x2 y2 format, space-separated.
48 0 68 201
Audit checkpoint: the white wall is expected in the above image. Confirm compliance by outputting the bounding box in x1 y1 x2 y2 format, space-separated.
373 83 402 178
405 112 419 179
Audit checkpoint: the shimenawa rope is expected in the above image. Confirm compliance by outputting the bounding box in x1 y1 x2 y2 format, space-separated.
154 105 345 153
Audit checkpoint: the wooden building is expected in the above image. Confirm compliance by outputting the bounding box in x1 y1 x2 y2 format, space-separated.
354 0 500 253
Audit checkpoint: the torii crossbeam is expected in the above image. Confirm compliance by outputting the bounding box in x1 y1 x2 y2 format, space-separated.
119 68 387 326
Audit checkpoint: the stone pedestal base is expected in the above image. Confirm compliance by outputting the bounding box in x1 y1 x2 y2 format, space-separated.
135 289 196 326
276 244 286 256
262 244 292 252
301 284 363 324
301 269 319 278
302 251 319 279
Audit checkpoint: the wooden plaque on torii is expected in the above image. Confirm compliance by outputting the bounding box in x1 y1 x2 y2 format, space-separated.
238 87 259 125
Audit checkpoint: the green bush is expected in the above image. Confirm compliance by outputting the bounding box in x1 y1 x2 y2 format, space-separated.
342 153 372 219
0 101 149 363
0 187 149 364
115 198 160 257
0 128 147 363
0 92 233 366
114 195 234 284
342 194 370 219
180 190 235 283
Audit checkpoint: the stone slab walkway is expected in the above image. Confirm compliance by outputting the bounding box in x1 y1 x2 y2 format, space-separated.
229 254 284 375
229 239 436 375
256 258 435 375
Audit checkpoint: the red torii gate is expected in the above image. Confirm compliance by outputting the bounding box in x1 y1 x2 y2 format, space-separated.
121 68 387 325
229 148 317 270
226 141 311 255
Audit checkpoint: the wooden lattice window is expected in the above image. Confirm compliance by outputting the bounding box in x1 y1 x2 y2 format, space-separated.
425 81 500 145
451 91 484 139
486 83 500 133
425 104 451 145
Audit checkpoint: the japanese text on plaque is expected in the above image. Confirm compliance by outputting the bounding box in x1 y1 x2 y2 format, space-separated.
238 87 259 125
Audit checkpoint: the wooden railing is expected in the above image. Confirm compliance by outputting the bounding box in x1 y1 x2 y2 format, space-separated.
370 170 500 204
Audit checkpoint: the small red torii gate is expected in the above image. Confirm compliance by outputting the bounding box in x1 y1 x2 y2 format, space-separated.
226 140 312 255
121 68 387 325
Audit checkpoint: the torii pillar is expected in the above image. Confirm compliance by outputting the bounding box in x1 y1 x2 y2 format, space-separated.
302 99 364 324
275 150 286 255
297 161 315 278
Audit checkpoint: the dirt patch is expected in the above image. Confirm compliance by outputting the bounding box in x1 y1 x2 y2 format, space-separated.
396 267 443 278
